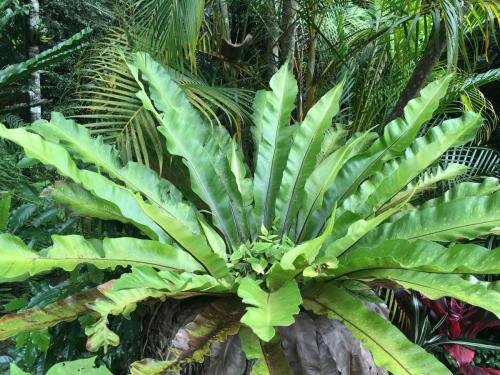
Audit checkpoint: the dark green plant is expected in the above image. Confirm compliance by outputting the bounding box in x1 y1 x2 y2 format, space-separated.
0 27 92 114
0 54 498 374
0 179 142 373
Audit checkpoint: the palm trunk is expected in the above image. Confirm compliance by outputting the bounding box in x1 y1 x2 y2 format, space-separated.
390 23 447 120
280 0 298 68
265 0 280 77
304 26 317 113
219 0 231 41
27 0 41 122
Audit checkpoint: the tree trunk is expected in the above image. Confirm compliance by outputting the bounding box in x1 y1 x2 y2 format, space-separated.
390 23 447 120
265 0 280 77
280 0 298 68
304 26 317 113
27 0 41 122
219 0 231 41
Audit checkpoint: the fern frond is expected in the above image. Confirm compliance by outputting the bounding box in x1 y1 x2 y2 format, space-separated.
75 28 253 171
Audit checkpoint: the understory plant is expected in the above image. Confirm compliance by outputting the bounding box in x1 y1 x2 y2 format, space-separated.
383 289 500 374
0 52 499 374
422 296 500 374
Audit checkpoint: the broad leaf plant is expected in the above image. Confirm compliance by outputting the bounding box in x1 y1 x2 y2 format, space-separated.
0 53 499 374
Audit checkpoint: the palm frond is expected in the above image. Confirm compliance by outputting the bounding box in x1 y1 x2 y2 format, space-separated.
461 0 500 69
75 28 253 172
75 32 164 170
442 69 500 141
441 146 500 184
439 0 461 71
131 0 205 68
377 288 411 334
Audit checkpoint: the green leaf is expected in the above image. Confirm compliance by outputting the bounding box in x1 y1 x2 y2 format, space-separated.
0 282 108 340
31 112 201 236
84 318 120 353
317 203 402 263
207 125 252 239
49 181 128 222
275 81 344 234
353 270 500 316
249 257 268 274
330 76 453 205
229 138 252 203
45 357 112 375
304 77 454 239
84 286 166 351
315 126 348 166
129 52 246 247
19 329 50 353
329 240 500 277
137 200 232 281
153 270 233 294
251 90 266 158
252 63 298 228
4 297 28 312
230 137 256 236
342 112 482 216
280 211 336 271
421 177 500 208
360 189 500 246
0 234 205 282
199 215 227 260
132 0 204 68
0 28 92 88
265 263 302 292
0 191 11 229
112 267 230 295
297 132 375 240
237 278 302 341
240 327 293 375
302 282 451 375
0 124 167 241
377 163 468 212
77 32 253 168
9 364 31 375
130 360 177 375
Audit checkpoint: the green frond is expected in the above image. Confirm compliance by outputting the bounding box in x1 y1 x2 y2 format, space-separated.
75 28 253 171
131 0 205 68
0 56 499 374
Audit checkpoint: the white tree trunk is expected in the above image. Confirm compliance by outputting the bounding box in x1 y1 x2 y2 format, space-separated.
28 0 41 122
219 0 231 41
